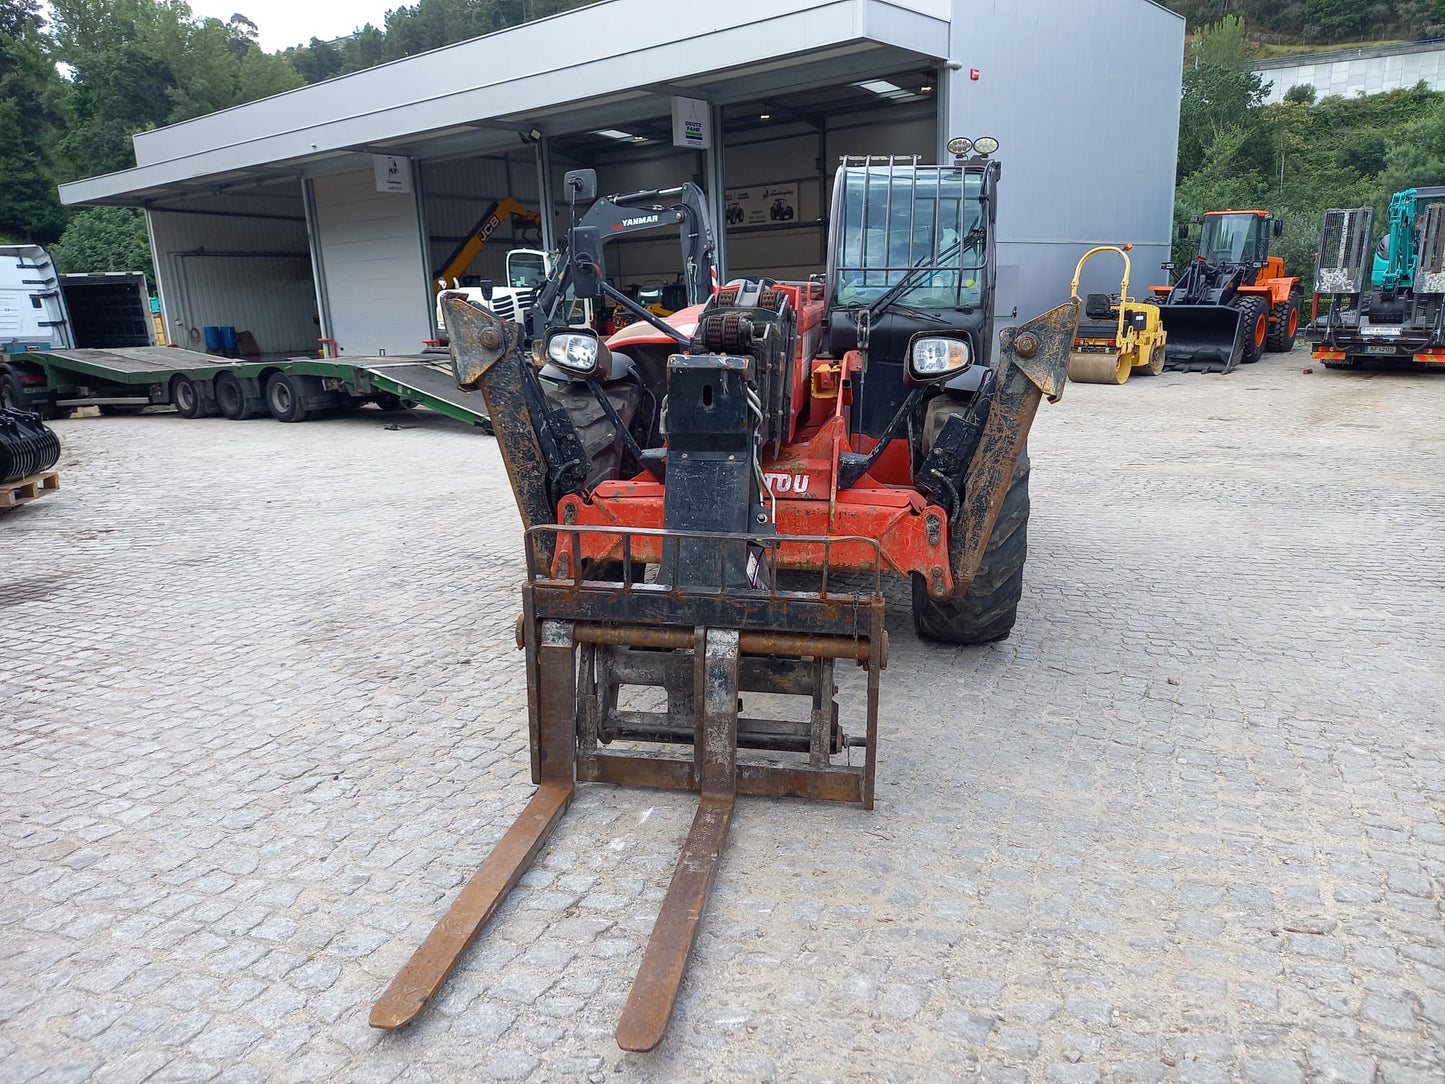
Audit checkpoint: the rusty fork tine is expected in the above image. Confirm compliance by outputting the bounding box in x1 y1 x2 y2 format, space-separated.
615 628 739 1053
369 781 574 1029
372 619 578 1031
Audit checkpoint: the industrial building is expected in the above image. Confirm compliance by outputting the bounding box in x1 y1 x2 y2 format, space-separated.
59 0 1185 361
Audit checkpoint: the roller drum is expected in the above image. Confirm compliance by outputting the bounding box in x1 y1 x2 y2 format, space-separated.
1067 352 1130 384
0 408 61 484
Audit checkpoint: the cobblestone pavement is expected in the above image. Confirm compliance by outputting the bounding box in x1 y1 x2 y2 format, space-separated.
2 347 1443 1084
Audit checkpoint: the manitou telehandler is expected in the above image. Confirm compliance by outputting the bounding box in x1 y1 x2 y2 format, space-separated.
1153 209 1301 373
370 138 1080 1052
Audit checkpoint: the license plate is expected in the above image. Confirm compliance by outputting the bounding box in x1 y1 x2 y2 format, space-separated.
1365 345 1399 354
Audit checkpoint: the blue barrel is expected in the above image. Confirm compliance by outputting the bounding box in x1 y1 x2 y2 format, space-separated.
219 326 238 351
203 326 222 351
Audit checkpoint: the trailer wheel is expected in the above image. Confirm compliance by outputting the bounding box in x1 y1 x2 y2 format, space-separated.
0 371 22 411
373 392 414 412
1266 288 1301 352
911 448 1030 645
1233 296 1269 363
215 373 260 420
172 375 204 419
265 373 311 423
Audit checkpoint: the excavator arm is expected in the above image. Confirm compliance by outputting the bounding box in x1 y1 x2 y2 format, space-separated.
528 180 717 342
432 197 543 293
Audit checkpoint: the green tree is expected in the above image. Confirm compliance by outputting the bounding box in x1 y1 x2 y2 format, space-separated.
1177 60 1270 179
1191 14 1251 70
48 0 302 179
0 0 67 241
1381 94 1445 192
49 206 153 285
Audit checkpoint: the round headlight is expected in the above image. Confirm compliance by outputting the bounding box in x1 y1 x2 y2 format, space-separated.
946 136 973 157
546 331 599 375
909 336 972 382
972 136 1000 156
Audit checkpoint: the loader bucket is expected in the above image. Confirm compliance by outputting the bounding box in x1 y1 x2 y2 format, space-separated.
1159 305 1246 374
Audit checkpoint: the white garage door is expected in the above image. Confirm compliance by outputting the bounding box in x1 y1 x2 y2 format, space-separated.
312 169 431 357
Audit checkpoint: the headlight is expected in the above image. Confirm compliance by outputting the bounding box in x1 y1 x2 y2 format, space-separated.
972 136 1000 155
546 331 600 375
946 136 973 157
908 336 972 382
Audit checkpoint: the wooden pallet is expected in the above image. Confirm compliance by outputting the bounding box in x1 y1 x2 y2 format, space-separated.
1 470 60 511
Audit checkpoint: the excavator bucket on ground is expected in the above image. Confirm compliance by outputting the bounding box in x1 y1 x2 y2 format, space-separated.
1159 304 1246 373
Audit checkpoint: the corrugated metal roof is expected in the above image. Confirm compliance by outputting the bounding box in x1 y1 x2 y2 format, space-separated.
60 0 949 207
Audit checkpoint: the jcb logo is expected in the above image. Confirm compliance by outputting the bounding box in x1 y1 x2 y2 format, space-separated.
763 472 810 495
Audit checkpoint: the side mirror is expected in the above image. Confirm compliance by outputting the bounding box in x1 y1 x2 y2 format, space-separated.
1178 224 1189 239
569 225 606 298
1273 219 1284 238
477 279 494 303
564 168 597 205
1189 214 1201 225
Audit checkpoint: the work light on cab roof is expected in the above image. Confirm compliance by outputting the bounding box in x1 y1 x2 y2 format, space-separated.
947 135 1000 160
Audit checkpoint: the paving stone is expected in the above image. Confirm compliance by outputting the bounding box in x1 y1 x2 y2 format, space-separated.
1242 1058 1305 1084
1 358 1442 1079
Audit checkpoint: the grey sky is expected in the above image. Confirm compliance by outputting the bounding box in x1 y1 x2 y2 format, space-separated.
189 1 398 51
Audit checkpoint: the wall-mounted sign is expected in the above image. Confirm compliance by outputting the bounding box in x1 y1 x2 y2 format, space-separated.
723 183 798 230
373 154 412 193
672 96 711 149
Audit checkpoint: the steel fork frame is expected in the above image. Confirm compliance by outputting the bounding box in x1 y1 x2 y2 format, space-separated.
370 578 883 1050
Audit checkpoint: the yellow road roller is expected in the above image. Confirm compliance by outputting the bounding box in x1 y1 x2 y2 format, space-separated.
1067 245 1166 384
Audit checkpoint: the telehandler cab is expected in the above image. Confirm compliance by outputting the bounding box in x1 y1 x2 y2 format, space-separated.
371 138 1080 1051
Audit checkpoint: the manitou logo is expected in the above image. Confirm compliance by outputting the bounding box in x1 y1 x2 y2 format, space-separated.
763 472 810 495
622 214 660 227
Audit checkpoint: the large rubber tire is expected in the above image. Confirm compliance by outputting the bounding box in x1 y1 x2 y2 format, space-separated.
1139 342 1165 376
541 378 640 489
266 373 310 423
0 370 23 411
215 373 259 420
172 375 204 419
1233 295 1269 364
911 448 1030 645
1266 288 1301 352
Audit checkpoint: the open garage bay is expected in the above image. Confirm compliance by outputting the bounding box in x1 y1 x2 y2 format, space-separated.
1 350 1442 1082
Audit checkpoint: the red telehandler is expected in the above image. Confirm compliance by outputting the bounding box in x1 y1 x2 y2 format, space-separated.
370 139 1080 1051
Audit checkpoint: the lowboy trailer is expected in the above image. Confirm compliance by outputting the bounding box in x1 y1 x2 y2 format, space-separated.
1 244 492 428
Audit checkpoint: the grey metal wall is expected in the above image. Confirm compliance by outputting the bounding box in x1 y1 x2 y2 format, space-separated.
947 0 1185 323
311 169 431 357
147 204 318 356
586 104 937 289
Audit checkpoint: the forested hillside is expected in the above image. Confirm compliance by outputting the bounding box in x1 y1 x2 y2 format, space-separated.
1164 0 1445 42
1172 15 1445 274
0 0 1438 283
